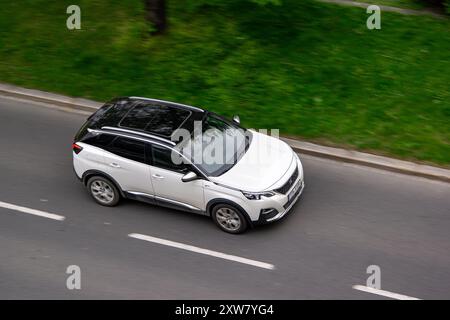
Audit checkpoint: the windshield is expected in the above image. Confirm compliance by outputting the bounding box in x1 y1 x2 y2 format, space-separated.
178 113 251 177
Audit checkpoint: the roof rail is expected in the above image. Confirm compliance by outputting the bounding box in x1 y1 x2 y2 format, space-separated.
129 96 204 112
101 126 176 146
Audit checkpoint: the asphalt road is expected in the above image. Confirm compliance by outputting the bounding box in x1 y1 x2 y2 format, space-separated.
0 96 449 299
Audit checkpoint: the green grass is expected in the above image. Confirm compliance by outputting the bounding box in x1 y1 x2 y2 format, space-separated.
0 0 449 166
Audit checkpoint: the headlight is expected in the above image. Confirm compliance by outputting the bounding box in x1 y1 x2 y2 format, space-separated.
242 191 275 200
295 152 304 178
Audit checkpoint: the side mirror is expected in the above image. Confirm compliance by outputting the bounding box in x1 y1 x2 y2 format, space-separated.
232 115 240 124
181 171 198 183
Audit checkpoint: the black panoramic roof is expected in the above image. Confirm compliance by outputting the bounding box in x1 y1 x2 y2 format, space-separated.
87 97 204 141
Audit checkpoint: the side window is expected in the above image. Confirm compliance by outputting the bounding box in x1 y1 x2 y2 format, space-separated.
82 133 115 148
106 137 146 163
151 145 189 173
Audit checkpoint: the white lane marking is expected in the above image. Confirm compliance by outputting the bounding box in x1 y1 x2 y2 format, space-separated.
352 285 421 300
128 233 275 270
0 201 65 221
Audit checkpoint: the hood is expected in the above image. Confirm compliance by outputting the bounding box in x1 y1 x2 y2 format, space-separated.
211 131 294 192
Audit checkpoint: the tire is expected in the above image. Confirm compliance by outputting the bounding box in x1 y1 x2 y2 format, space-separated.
87 176 120 207
211 203 248 234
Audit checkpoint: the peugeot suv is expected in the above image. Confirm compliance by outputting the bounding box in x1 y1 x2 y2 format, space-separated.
73 97 304 233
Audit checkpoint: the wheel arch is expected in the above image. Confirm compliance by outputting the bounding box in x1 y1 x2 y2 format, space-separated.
206 198 253 227
82 170 126 198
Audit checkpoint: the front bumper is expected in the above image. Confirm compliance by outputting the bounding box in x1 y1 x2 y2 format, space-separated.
255 179 305 225
237 151 304 225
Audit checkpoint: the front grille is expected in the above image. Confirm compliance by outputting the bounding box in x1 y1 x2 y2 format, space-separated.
275 167 299 194
283 181 303 209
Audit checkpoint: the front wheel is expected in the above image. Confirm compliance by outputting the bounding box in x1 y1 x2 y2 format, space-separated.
212 204 248 234
87 176 120 207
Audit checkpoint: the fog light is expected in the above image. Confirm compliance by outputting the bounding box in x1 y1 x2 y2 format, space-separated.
261 208 277 215
260 208 278 220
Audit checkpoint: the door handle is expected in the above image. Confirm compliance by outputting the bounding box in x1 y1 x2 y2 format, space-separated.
152 174 164 179
109 163 121 168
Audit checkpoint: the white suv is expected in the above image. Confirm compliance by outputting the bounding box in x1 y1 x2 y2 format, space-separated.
73 97 304 233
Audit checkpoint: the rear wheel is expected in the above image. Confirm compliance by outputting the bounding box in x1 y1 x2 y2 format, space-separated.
212 204 248 234
87 176 120 207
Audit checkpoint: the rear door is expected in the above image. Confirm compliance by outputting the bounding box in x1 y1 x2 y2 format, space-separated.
103 136 154 195
75 133 116 179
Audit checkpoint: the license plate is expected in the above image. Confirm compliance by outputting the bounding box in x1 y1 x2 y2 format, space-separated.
288 180 301 202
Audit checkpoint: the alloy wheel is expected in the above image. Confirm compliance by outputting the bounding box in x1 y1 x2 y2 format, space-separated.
90 180 115 205
216 207 242 232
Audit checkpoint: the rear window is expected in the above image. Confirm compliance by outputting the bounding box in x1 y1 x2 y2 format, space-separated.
105 137 146 163
119 103 191 137
81 133 115 148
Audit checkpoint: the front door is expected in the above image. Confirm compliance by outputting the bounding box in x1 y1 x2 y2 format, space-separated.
149 144 205 212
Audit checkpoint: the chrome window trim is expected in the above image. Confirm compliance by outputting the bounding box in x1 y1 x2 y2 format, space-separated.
88 128 172 148
101 126 176 146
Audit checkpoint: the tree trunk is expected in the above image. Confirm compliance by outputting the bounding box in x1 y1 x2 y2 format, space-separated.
145 0 167 34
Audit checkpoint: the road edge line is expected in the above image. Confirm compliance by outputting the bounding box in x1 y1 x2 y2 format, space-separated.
316 0 447 19
1 82 449 183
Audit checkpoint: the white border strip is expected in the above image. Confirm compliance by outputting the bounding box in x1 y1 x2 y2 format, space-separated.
128 233 275 270
352 285 421 300
0 201 65 221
